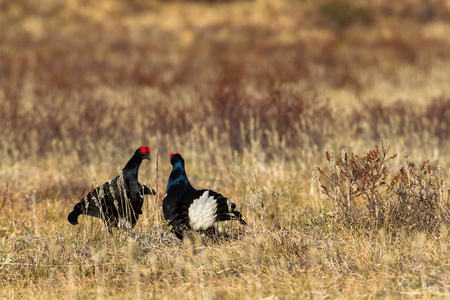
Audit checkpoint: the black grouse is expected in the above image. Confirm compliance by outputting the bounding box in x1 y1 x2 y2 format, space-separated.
68 147 155 229
163 152 246 239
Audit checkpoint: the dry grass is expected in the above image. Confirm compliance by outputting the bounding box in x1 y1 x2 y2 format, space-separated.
1 0 450 298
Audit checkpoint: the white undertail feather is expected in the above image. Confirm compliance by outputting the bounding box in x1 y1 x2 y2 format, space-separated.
188 190 218 230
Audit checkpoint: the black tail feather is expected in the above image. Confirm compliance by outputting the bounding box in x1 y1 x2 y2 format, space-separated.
68 205 83 225
216 200 247 225
216 204 231 215
229 201 246 225
231 209 247 225
168 190 247 238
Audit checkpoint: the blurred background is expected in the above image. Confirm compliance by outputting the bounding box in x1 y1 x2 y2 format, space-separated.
1 0 450 209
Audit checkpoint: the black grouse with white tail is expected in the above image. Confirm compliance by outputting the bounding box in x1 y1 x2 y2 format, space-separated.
68 147 155 229
163 152 246 238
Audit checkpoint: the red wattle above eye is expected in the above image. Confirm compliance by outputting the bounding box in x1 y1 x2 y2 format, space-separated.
147 147 151 153
140 147 147 154
170 153 174 158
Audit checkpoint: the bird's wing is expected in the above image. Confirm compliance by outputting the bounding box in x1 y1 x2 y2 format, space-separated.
80 185 109 218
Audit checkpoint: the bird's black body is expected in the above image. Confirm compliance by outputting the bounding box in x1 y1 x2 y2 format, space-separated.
162 154 195 224
163 152 246 239
68 147 155 229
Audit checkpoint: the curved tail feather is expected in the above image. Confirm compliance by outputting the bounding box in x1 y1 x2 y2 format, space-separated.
229 202 247 225
68 205 83 225
169 190 247 233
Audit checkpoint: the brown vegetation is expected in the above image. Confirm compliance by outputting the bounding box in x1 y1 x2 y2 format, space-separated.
1 0 450 298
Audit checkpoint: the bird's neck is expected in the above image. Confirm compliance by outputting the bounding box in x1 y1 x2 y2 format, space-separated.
167 162 192 190
123 156 142 177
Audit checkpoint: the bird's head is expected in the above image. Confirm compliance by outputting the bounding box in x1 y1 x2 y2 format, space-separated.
170 152 184 166
136 146 151 160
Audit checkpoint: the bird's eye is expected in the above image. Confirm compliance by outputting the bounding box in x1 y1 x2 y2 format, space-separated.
140 147 147 154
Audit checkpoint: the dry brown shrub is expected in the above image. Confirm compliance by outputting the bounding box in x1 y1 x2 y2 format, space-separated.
389 159 449 231
318 144 450 232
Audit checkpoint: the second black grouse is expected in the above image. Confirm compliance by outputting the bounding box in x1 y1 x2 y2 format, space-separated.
163 152 246 238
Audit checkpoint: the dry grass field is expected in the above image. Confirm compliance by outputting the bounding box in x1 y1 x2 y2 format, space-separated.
1 0 450 298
